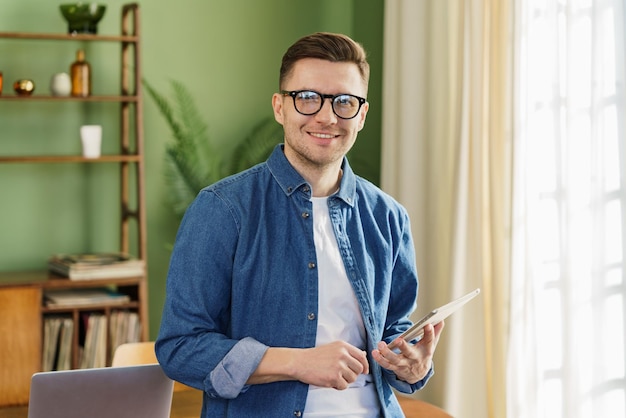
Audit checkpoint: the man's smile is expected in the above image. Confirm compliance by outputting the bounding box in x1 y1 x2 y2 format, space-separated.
309 132 339 139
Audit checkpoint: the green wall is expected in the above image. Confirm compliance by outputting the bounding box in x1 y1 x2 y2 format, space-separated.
0 0 384 338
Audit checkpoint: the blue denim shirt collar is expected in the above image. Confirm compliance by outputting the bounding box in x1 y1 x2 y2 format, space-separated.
267 144 356 207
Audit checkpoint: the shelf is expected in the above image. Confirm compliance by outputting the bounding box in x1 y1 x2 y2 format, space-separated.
0 155 142 164
0 31 138 43
0 270 144 289
0 3 146 406
0 95 138 102
42 301 140 314
43 276 144 290
1 271 143 313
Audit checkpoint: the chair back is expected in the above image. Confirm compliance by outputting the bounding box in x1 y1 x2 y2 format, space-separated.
397 396 453 418
112 341 191 392
112 342 158 367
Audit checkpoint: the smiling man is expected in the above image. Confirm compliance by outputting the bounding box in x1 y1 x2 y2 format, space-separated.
155 32 444 418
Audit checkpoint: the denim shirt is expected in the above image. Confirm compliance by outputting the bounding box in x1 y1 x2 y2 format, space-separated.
156 145 433 418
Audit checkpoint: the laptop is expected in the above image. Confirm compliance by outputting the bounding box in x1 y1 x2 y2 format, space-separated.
28 364 174 418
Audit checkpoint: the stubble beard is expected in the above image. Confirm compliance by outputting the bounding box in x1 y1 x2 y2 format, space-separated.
285 135 349 175
283 123 355 174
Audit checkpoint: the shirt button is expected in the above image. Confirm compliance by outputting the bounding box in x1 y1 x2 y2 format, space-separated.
307 313 315 320
294 412 302 417
302 212 310 219
303 186 310 193
308 262 316 269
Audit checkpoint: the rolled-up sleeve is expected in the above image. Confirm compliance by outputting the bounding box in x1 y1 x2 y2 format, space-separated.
207 337 269 399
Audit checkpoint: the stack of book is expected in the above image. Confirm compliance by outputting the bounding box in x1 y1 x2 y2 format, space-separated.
79 313 108 369
42 316 74 372
47 252 145 280
79 310 142 369
109 310 142 357
42 310 142 371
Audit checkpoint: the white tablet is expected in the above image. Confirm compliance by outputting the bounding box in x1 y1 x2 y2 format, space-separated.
389 288 481 349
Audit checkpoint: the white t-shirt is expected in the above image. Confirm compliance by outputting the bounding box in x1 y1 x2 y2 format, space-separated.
304 196 381 417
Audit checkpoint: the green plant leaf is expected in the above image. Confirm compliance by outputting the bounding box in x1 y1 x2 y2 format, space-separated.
229 116 283 174
143 78 282 219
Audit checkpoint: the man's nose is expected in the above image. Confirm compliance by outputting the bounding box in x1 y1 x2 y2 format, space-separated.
315 98 337 122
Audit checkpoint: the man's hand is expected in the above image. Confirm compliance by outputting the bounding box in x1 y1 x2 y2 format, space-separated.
248 340 369 390
292 341 370 390
371 321 445 384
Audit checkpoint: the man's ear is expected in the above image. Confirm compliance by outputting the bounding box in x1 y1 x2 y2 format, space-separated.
357 101 369 132
272 93 285 125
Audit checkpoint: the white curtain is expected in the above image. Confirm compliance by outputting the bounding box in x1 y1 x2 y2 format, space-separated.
381 1 512 417
508 1 626 417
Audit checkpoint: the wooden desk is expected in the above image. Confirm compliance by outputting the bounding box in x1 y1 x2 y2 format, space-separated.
170 389 203 417
0 388 203 418
0 388 450 418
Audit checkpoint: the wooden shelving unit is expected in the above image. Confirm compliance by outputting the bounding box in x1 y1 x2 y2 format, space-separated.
0 3 147 407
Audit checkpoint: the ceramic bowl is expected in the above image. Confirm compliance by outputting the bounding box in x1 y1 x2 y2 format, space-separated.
59 3 106 34
14 79 35 96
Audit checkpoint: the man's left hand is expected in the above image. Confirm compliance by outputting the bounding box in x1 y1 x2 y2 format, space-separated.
371 321 445 384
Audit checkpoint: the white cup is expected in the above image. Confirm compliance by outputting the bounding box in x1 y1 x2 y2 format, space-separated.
80 125 102 158
50 72 71 96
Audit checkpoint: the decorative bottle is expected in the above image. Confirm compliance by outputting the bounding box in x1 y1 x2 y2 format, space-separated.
70 49 91 97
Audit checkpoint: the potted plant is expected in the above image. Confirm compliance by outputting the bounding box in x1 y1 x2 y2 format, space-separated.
143 79 282 218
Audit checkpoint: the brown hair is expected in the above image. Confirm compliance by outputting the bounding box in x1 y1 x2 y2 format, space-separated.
279 32 370 92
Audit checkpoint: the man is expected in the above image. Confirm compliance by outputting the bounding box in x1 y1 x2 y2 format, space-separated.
156 32 444 417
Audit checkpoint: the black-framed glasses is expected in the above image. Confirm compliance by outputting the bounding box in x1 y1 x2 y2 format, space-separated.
280 90 366 120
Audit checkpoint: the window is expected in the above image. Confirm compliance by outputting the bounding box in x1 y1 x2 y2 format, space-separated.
509 1 626 417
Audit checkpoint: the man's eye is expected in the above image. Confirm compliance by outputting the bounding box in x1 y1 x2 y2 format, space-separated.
298 92 319 101
335 95 357 107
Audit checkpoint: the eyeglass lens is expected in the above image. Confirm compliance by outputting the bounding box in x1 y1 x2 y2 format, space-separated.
293 91 361 119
